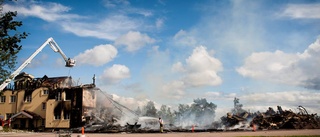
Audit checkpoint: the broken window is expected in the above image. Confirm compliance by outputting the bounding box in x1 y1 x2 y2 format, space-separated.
25 95 32 102
42 89 49 95
54 102 63 120
54 113 61 120
10 96 16 103
0 96 6 103
64 112 70 120
6 113 14 120
65 91 72 100
55 92 61 101
42 103 46 110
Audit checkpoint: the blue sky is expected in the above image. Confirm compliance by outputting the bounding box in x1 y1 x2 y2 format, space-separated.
3 0 320 119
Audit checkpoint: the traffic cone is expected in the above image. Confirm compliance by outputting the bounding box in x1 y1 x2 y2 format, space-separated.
192 125 194 133
81 126 85 137
252 124 256 132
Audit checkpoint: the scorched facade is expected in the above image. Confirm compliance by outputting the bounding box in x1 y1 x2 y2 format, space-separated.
0 72 97 131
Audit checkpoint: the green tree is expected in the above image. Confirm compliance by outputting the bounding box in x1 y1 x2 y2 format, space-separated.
190 98 217 125
166 107 175 125
174 104 191 125
157 105 174 124
157 105 167 118
142 101 157 117
0 8 28 86
174 98 217 126
231 97 247 115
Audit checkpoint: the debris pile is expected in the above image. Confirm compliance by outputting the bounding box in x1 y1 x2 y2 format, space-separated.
251 106 320 130
221 105 320 131
220 112 251 128
72 94 320 133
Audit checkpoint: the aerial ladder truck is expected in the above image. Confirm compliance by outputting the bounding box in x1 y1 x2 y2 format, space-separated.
0 37 75 92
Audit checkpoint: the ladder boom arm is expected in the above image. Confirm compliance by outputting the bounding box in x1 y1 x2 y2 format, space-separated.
0 37 75 91
48 37 69 62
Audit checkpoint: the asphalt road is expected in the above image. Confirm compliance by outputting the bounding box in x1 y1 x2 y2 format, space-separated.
1 129 320 137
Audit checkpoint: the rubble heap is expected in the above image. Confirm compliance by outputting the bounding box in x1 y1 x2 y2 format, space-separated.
251 106 320 130
221 105 320 130
220 112 251 128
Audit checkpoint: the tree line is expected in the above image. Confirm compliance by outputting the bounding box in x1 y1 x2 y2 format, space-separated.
0 0 29 92
135 98 217 127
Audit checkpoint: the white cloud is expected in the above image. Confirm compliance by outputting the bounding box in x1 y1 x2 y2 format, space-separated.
103 0 130 8
111 93 149 109
239 90 320 115
100 64 131 84
280 4 320 19
237 38 320 90
61 15 141 40
204 92 221 98
129 9 153 17
155 46 223 100
173 30 198 47
114 31 156 52
182 46 223 87
102 0 152 17
237 50 300 84
5 1 152 41
156 18 164 29
74 44 117 66
3 2 82 21
171 62 185 73
161 80 186 99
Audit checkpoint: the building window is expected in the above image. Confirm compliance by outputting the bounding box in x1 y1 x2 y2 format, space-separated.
43 89 49 95
55 92 61 101
42 103 46 110
64 113 70 120
65 92 72 100
10 96 16 103
54 113 61 120
25 95 32 102
42 120 45 126
6 113 14 120
0 96 6 103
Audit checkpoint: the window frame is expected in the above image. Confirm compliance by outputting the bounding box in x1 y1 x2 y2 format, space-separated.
42 102 46 110
25 95 32 103
41 119 45 126
0 96 6 103
55 92 61 101
6 113 14 120
10 95 16 103
42 89 49 95
65 92 72 101
64 113 70 120
54 113 61 120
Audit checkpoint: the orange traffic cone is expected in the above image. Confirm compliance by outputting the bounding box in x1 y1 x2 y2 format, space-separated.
252 124 256 132
81 126 85 137
192 125 194 133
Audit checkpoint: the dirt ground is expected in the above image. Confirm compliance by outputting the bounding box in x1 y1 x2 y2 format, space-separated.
1 129 320 137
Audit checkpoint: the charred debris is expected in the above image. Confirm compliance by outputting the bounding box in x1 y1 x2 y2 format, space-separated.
220 105 320 131
220 98 320 131
3 73 319 133
72 96 320 133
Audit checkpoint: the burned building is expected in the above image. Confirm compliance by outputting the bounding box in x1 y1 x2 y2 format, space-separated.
0 72 97 131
